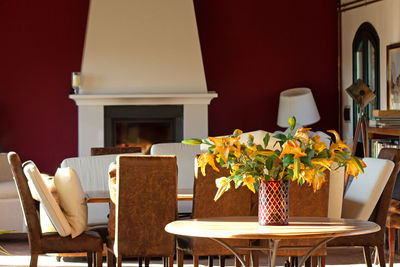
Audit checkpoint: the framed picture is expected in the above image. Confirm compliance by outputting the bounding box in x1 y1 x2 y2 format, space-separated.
387 43 400 109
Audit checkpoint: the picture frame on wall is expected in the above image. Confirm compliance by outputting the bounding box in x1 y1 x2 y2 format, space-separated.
387 43 400 109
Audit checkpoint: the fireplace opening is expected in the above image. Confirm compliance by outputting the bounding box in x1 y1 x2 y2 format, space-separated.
105 105 183 154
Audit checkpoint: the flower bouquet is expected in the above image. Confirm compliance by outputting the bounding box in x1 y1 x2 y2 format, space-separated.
183 117 366 225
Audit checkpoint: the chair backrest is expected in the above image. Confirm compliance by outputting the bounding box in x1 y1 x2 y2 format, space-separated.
60 154 119 192
90 146 141 156
150 143 201 190
370 148 400 228
289 170 330 217
192 159 254 218
342 148 400 231
114 155 177 257
7 152 42 246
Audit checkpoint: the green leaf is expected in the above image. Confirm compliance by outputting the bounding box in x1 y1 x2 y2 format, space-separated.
181 138 202 145
263 133 271 148
202 138 212 145
265 157 275 170
273 133 287 141
282 154 294 167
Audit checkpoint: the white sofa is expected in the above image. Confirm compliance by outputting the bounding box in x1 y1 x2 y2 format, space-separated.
0 153 26 232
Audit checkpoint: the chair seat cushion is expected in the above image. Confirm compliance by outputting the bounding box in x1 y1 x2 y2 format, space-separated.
40 230 103 253
0 181 18 199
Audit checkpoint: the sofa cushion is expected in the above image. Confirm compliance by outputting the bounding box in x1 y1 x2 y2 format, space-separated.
0 181 18 199
54 167 88 238
23 161 72 237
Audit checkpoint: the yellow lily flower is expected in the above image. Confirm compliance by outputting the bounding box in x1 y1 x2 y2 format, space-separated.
328 130 351 153
345 156 366 182
311 158 332 170
280 140 307 159
242 175 256 193
209 136 241 163
311 171 326 192
312 135 327 153
197 152 219 176
294 128 311 144
214 177 231 201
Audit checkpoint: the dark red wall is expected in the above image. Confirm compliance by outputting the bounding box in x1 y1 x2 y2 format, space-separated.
0 0 89 173
0 1 338 173
193 0 339 136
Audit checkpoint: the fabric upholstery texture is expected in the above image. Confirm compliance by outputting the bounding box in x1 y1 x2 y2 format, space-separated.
23 161 72 237
8 152 104 267
54 167 88 238
150 143 201 214
342 157 394 220
276 171 330 256
107 155 178 261
177 161 255 257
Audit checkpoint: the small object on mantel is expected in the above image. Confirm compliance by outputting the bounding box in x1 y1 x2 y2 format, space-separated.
373 109 400 118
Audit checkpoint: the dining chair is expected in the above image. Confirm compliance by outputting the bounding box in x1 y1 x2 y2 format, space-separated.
326 148 400 267
7 152 104 267
275 171 331 267
106 155 178 267
90 147 142 156
176 159 257 267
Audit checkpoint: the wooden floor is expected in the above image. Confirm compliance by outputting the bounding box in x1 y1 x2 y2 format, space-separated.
0 236 399 267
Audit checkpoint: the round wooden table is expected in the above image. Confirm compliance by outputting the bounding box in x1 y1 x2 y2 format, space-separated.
165 216 380 267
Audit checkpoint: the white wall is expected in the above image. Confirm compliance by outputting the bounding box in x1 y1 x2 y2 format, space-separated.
81 0 207 94
341 0 400 141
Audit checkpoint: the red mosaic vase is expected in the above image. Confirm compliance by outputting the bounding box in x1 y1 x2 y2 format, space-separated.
258 179 289 225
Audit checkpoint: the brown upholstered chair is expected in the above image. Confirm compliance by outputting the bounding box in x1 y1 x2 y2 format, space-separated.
7 152 104 267
176 161 256 267
326 148 400 267
106 155 178 267
386 198 400 267
273 173 330 267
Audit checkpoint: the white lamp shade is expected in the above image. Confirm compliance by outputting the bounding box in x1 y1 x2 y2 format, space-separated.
277 87 320 128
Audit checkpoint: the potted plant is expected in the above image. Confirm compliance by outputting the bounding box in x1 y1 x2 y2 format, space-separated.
183 117 366 225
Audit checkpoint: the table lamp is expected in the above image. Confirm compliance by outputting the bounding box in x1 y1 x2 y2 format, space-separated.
277 87 320 128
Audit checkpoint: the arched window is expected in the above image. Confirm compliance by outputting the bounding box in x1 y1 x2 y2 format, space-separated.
352 22 380 137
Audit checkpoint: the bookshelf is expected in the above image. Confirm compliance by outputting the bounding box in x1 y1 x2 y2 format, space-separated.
366 110 400 157
366 126 400 157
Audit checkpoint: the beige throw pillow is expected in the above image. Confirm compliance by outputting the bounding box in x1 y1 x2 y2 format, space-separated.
23 161 72 237
54 167 88 238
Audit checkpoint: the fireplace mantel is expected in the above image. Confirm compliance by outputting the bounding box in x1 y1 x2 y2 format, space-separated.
69 92 217 106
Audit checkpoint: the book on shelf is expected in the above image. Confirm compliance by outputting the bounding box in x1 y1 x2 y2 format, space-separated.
373 109 400 118
369 120 400 128
371 139 400 158
370 110 400 128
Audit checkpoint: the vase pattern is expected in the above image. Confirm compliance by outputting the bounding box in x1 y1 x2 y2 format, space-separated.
258 179 289 225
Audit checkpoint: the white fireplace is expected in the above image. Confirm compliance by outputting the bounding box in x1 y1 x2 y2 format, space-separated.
70 93 217 156
71 0 215 156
